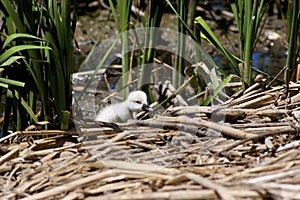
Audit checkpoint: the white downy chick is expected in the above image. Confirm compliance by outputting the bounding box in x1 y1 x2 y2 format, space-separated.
95 90 150 123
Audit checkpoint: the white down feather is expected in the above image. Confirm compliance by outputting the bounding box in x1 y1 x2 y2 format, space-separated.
95 90 150 123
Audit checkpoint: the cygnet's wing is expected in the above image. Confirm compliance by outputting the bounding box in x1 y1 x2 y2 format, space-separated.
95 105 117 122
112 102 132 122
95 102 131 123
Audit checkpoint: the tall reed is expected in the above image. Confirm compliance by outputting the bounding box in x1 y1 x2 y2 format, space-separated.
109 0 133 98
231 0 269 88
43 0 75 129
284 0 300 83
0 0 76 134
172 0 188 89
194 1 269 89
0 0 51 133
138 0 166 102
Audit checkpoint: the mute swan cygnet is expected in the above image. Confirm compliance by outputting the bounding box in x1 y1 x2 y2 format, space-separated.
95 90 150 123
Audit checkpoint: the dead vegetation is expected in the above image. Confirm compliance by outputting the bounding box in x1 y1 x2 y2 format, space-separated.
1 82 300 200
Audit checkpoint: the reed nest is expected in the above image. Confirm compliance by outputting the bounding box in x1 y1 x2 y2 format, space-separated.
1 82 300 200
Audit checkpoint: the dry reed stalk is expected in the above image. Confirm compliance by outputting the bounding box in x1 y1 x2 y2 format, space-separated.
99 160 180 174
180 116 257 139
1 82 300 199
231 122 292 128
168 106 289 117
20 170 117 200
0 130 77 144
126 140 158 150
232 93 277 108
85 190 218 200
0 148 18 166
224 85 284 107
184 172 235 200
216 126 298 155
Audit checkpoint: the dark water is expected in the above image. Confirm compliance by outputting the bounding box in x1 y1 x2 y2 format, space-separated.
208 1 287 77
214 52 286 77
252 52 286 76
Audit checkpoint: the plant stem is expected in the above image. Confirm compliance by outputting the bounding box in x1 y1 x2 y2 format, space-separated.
173 0 188 89
139 0 165 103
284 0 299 82
243 0 258 88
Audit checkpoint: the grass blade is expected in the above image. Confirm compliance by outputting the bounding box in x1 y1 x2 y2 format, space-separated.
194 17 240 75
7 89 39 124
0 78 25 87
0 56 25 67
0 45 51 64
202 74 233 106
2 33 46 49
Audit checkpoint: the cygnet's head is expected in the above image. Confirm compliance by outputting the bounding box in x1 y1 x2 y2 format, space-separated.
126 90 150 112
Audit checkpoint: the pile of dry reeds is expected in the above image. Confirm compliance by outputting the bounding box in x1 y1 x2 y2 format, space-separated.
1 82 300 199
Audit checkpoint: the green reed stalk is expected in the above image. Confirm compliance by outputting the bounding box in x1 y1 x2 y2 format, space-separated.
243 1 258 88
284 0 299 83
43 0 75 129
119 0 132 98
138 0 165 102
194 17 240 74
0 0 76 132
166 1 234 106
108 0 132 98
188 0 197 28
231 0 269 88
0 0 49 132
173 0 188 89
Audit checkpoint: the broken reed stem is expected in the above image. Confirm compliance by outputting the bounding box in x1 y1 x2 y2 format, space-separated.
216 126 299 155
0 130 77 143
168 106 290 118
20 170 117 200
134 116 256 139
185 172 235 200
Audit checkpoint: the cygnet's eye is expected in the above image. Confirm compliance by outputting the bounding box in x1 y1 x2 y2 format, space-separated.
135 101 142 104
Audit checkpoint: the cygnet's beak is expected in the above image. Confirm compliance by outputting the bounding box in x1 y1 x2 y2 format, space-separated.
142 104 151 112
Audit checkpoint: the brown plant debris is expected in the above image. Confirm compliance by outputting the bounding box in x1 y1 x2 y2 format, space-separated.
1 82 300 200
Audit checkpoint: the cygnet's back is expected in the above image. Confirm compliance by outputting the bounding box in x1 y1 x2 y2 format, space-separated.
95 90 150 123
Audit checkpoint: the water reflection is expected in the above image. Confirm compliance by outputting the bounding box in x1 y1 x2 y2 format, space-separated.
213 51 286 77
252 52 286 76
